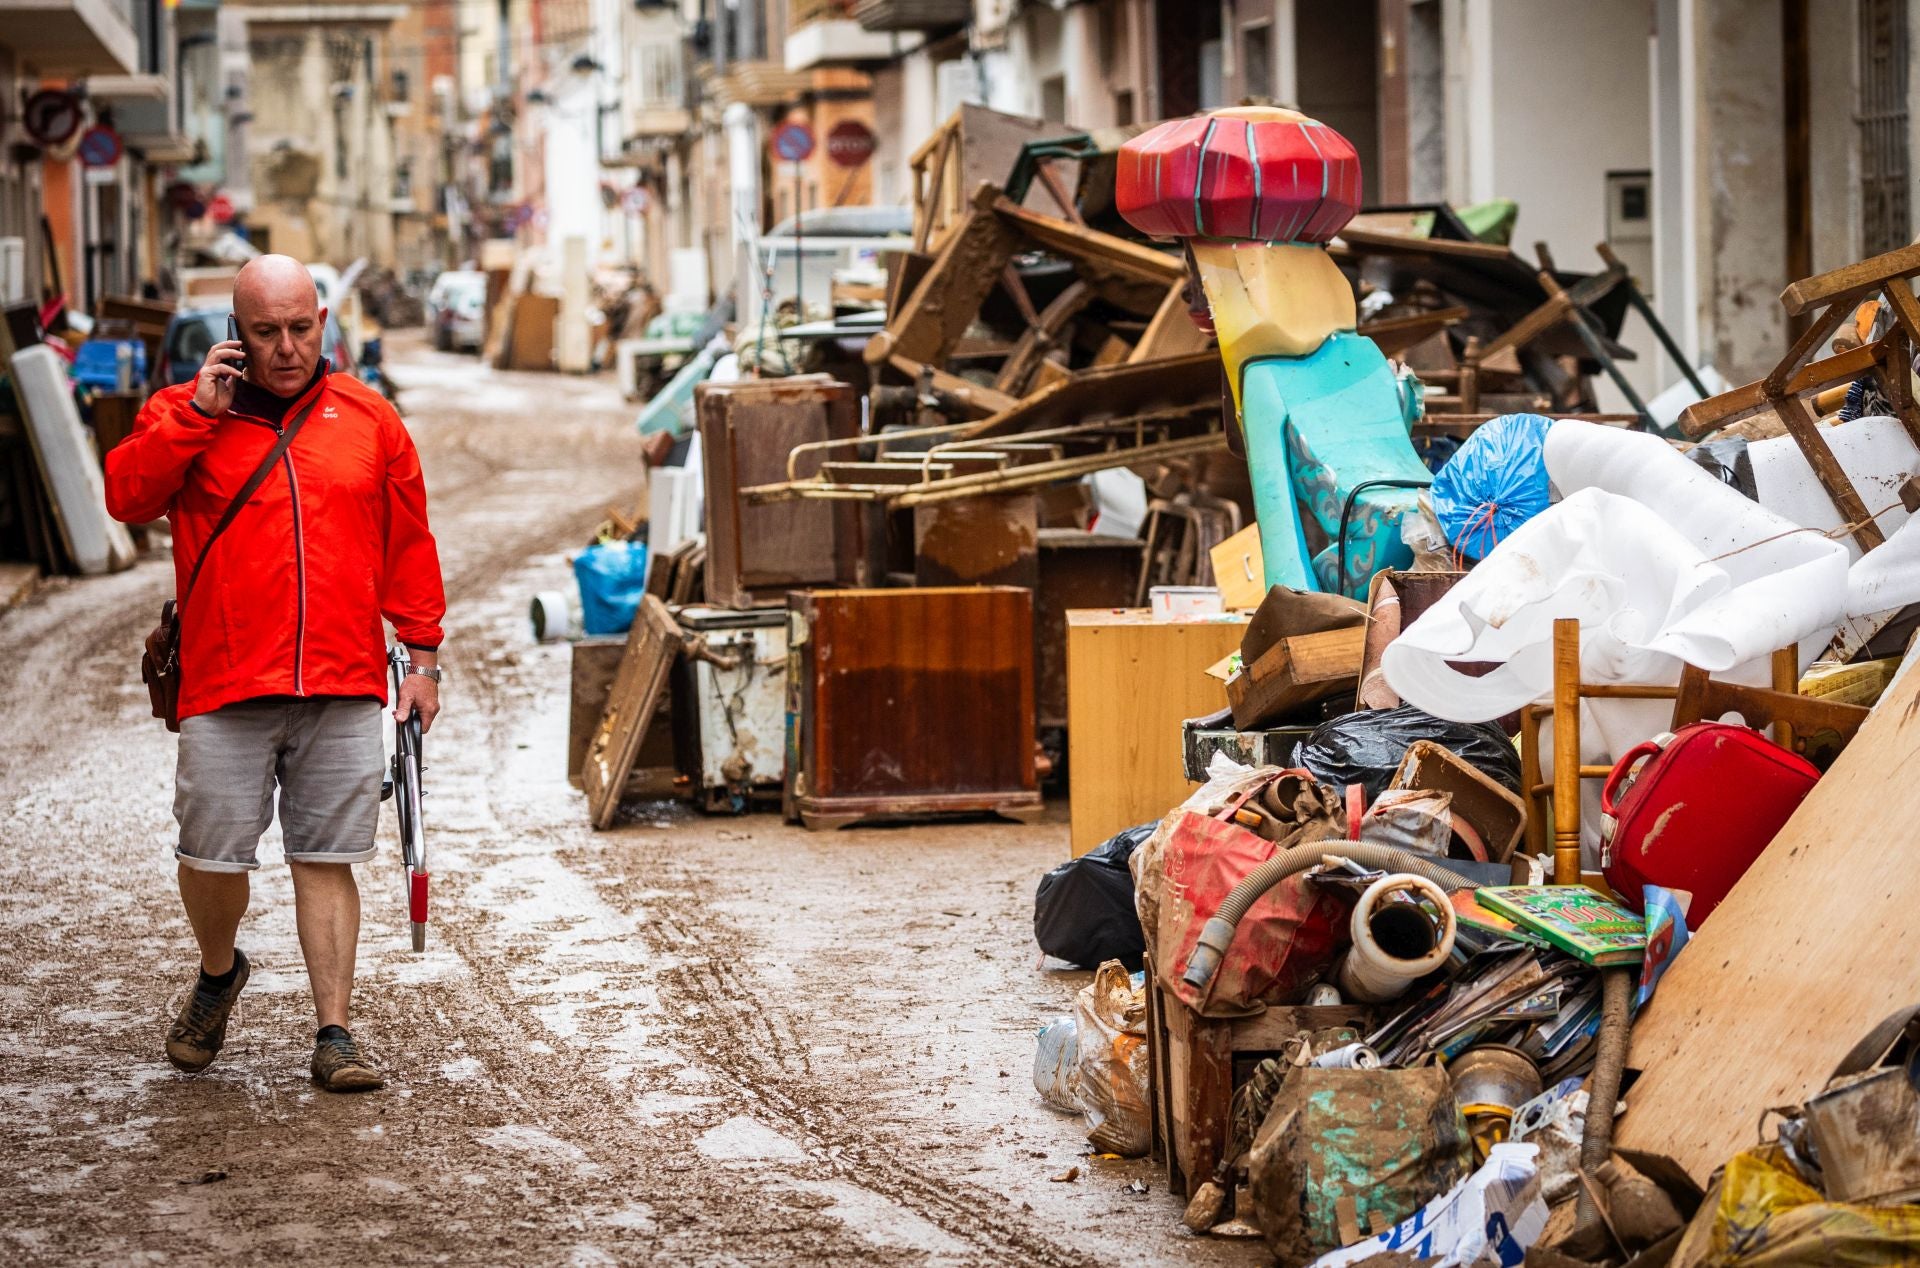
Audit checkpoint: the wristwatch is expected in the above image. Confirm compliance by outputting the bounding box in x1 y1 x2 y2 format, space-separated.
408 666 442 683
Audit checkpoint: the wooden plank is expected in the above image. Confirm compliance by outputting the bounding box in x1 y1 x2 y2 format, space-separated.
1359 305 1469 357
884 355 1020 418
871 184 1024 369
1618 664 1920 1180
1066 609 1248 855
991 196 1185 287
1678 341 1884 437
962 349 1221 441
1779 240 1920 315
1130 282 1212 363
1225 625 1367 729
584 597 684 829
1761 299 1853 397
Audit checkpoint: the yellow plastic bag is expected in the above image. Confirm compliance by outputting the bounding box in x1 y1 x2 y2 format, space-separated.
1672 1144 1920 1267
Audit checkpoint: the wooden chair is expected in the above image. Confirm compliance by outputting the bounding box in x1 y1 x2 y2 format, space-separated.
1679 243 1920 554
1519 619 1868 883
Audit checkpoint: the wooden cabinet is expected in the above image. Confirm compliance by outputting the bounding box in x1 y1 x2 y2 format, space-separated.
788 587 1042 829
696 375 861 608
1066 609 1247 855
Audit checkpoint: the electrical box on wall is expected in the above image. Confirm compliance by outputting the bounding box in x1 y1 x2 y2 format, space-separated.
1606 169 1653 297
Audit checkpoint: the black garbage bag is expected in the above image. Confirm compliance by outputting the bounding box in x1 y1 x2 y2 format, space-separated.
1294 705 1524 805
1034 823 1153 971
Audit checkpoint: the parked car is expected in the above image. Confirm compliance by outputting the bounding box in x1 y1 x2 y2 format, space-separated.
162 301 351 388
426 270 488 352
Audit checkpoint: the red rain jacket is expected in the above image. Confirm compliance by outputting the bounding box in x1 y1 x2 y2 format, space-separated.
106 372 445 722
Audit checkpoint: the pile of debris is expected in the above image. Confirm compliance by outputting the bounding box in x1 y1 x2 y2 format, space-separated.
558 100 1920 1266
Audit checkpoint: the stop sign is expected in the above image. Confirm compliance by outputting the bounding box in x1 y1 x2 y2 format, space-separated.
826 120 876 169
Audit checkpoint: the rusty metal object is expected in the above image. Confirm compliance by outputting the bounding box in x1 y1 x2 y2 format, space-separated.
1448 1044 1544 1162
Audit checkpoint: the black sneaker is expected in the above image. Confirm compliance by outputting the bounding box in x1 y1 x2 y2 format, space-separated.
165 949 251 1073
311 1030 385 1092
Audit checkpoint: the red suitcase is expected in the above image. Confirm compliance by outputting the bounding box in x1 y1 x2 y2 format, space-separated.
1599 722 1820 926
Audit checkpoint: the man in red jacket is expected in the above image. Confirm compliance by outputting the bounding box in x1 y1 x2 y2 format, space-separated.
106 255 446 1092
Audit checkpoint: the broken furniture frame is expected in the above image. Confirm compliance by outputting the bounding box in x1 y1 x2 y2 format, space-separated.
1519 619 1868 883
1678 241 1920 552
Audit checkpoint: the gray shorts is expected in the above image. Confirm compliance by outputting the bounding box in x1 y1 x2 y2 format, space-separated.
175 698 383 872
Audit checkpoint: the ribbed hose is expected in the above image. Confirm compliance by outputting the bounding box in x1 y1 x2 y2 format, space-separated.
1573 968 1635 1240
1180 841 1478 990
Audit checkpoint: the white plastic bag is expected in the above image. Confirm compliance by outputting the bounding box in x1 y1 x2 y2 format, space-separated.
1306 1142 1549 1268
1033 1017 1080 1113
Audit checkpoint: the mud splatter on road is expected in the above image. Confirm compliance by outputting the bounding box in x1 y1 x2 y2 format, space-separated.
0 334 1262 1265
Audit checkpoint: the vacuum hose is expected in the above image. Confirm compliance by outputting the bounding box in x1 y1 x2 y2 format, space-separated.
1181 841 1477 991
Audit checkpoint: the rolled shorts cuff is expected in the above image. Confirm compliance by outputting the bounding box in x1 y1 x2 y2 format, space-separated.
175 849 260 874
284 846 378 866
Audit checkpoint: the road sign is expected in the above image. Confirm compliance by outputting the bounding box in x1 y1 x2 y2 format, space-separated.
206 192 235 223
826 120 876 169
771 120 815 163
77 126 123 169
23 90 83 146
622 185 651 214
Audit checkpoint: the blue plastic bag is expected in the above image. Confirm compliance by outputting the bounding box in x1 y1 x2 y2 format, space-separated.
572 541 649 635
1429 412 1554 561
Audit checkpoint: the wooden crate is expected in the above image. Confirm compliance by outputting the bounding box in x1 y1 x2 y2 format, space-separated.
1066 609 1246 855
1144 952 1370 1197
789 586 1041 829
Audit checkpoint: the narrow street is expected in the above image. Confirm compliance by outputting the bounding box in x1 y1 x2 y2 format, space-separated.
0 334 1257 1266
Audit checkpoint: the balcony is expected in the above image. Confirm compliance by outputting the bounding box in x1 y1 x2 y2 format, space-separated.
627 104 694 137
703 59 809 108
784 0 902 69
0 0 138 76
86 73 197 162
850 0 967 33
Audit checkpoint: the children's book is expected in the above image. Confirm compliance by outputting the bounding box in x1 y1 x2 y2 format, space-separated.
1475 887 1647 967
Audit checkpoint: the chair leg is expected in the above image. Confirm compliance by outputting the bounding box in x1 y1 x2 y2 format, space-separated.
1552 618 1582 884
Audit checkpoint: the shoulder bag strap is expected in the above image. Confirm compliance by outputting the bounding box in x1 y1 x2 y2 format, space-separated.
180 391 324 607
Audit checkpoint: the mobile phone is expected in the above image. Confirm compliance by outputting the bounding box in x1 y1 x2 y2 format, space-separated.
226 314 247 374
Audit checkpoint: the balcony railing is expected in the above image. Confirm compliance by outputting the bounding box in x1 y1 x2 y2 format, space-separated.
850 0 968 33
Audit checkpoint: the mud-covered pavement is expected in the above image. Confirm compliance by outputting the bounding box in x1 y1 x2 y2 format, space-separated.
0 333 1264 1266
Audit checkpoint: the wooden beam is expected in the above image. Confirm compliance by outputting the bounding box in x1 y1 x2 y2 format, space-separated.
1761 298 1854 396
1678 341 1884 437
871 183 1022 369
1780 240 1920 315
1129 282 1211 363
885 354 1021 418
990 195 1184 286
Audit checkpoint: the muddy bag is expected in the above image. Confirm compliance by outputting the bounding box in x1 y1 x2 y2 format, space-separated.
1034 823 1152 970
1072 961 1151 1156
1296 705 1524 805
1121 783 1351 1006
1249 1064 1473 1264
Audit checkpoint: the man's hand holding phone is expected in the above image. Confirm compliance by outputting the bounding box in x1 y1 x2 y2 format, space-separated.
193 315 248 416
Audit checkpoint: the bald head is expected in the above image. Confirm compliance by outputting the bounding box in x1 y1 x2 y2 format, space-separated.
231 254 327 396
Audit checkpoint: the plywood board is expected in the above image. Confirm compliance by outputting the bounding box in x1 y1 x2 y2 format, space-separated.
1616 664 1920 1180
585 597 683 830
1066 609 1247 855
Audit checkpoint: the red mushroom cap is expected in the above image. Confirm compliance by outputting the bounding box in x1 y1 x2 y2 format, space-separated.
1116 110 1363 244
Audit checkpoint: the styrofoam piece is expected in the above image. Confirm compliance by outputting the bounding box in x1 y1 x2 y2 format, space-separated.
11 345 137 575
1088 467 1148 539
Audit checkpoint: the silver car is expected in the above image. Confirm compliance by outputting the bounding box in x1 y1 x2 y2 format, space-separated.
426 269 488 352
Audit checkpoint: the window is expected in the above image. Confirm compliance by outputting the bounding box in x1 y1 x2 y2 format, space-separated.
1860 0 1911 255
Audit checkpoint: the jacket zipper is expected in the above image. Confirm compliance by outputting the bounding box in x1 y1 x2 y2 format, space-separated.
282 429 307 696
235 408 309 695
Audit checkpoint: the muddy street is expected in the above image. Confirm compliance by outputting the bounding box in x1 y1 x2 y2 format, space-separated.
0 334 1259 1266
